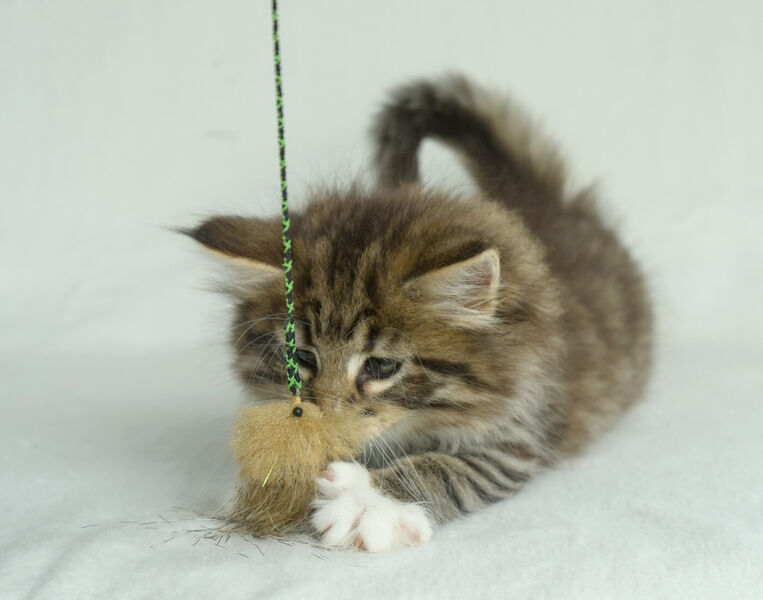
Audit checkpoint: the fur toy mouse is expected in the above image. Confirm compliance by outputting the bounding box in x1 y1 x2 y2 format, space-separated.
228 401 365 535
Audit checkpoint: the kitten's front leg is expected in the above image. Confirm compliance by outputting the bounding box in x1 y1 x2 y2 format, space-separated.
311 449 538 551
373 450 538 523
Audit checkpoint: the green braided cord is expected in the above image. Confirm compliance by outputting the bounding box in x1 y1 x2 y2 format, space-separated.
271 0 301 396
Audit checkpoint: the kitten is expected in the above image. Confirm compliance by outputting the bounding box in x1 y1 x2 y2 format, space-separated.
186 75 653 551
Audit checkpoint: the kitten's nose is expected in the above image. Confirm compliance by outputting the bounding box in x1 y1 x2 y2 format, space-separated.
307 369 354 412
307 379 345 412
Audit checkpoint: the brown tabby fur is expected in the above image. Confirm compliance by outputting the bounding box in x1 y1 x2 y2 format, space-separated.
186 74 653 528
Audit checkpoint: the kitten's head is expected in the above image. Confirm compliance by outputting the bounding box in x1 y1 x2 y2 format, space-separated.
187 186 561 452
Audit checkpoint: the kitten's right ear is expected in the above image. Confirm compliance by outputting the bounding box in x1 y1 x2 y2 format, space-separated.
181 216 283 293
404 248 501 329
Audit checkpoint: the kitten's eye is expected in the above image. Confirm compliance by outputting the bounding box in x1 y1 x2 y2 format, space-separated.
296 349 318 370
364 357 400 379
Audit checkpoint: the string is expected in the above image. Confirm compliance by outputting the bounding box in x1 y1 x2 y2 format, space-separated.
271 0 302 404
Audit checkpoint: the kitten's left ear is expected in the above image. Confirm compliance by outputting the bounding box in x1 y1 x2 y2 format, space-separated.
181 215 284 294
404 248 500 328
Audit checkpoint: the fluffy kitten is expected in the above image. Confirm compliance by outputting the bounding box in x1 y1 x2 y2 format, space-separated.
187 75 653 551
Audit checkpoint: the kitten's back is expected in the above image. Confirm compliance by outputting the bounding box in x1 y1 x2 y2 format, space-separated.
373 75 653 452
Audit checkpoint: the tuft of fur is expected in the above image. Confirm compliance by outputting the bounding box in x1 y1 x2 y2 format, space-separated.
229 402 366 536
186 74 653 545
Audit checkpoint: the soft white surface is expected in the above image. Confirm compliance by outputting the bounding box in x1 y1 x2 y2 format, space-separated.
1 1 762 598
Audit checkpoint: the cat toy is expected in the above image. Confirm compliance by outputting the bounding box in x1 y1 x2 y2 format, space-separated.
229 0 365 535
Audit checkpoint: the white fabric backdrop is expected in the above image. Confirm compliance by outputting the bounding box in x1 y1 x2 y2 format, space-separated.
1 1 761 598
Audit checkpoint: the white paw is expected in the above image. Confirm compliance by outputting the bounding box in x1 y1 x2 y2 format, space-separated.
311 461 433 552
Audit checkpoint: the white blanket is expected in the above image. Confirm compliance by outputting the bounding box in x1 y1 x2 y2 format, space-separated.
2 347 761 599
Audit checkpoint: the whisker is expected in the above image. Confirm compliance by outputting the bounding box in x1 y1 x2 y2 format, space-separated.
232 314 287 346
383 432 428 504
374 434 424 503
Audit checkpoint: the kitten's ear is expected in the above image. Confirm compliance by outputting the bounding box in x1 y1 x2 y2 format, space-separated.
404 248 500 328
182 216 283 294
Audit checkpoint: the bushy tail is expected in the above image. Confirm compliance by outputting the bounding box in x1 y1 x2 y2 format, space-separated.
372 74 567 201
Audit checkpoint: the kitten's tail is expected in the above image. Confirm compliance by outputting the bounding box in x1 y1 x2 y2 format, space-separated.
372 74 567 201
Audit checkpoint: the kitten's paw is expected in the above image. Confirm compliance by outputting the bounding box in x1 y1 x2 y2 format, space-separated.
316 461 371 498
312 461 432 552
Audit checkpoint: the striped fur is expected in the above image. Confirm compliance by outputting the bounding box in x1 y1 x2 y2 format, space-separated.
187 75 653 526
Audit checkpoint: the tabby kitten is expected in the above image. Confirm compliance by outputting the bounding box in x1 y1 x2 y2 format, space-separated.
187 75 653 551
